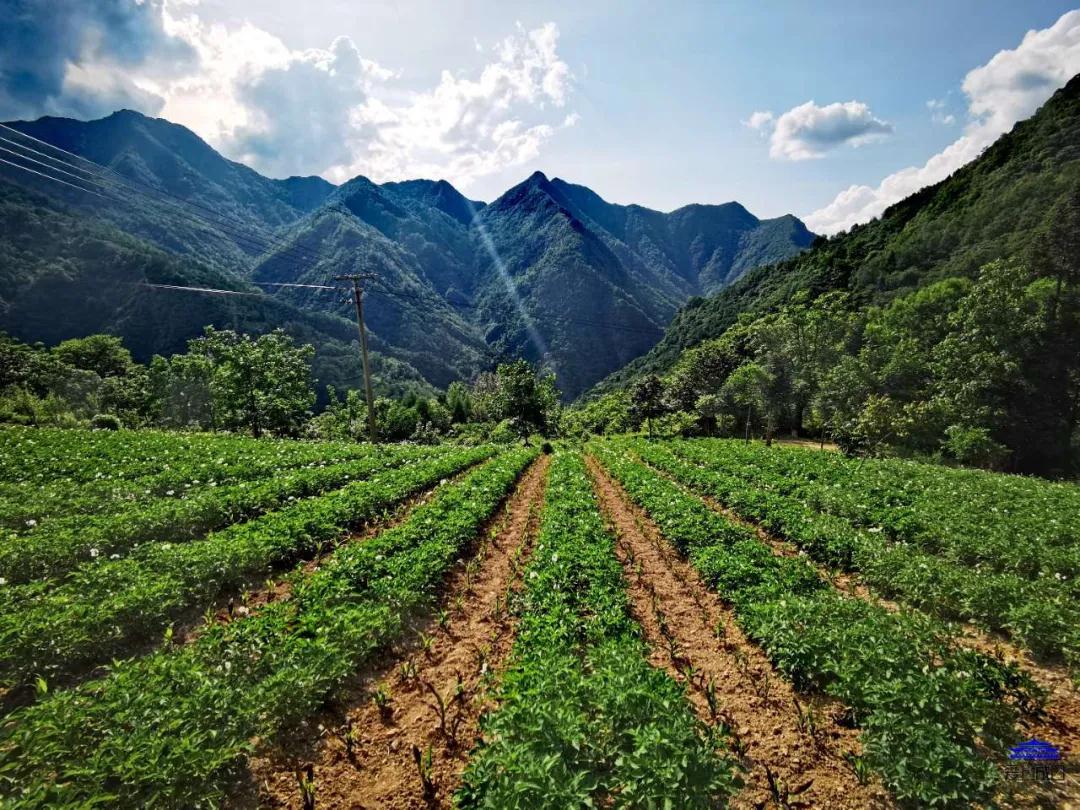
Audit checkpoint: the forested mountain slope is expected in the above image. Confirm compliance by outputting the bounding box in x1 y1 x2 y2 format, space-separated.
598 73 1080 392
583 74 1080 476
0 111 812 397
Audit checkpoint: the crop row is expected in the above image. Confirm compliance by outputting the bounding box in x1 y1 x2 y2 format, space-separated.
459 451 735 807
0 446 536 808
0 443 441 586
676 438 1080 587
647 440 1080 668
591 443 1032 807
0 432 386 533
0 444 494 690
0 427 374 486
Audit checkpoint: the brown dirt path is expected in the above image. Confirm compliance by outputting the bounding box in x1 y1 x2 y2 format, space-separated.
639 456 1080 807
232 453 550 810
586 456 892 810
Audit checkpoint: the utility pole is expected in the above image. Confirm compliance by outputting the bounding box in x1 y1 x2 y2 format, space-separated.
334 272 379 442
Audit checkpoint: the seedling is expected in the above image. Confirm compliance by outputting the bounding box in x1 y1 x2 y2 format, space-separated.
844 752 873 786
793 696 818 742
704 676 720 722
418 631 436 655
399 659 418 683
764 764 792 809
371 684 392 719
412 744 437 805
333 718 361 765
296 764 315 810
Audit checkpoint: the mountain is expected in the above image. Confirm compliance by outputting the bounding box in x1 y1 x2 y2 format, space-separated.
0 110 813 398
595 72 1080 395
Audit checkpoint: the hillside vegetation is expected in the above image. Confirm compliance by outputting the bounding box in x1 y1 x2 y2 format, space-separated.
582 74 1080 477
0 114 812 398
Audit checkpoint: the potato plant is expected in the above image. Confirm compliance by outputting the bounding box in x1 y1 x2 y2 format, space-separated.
459 452 737 808
646 439 1080 670
592 443 1033 808
0 447 535 808
0 445 493 688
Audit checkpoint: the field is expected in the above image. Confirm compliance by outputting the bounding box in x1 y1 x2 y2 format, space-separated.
0 427 1077 808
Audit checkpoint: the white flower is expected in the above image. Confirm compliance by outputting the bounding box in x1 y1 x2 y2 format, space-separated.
0 578 6 586
110 554 120 560
166 490 175 496
89 548 99 558
25 519 36 527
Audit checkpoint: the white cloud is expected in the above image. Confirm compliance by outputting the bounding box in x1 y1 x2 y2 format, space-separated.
743 110 774 134
341 21 575 185
926 98 956 125
17 6 577 190
806 9 1080 234
766 100 892 161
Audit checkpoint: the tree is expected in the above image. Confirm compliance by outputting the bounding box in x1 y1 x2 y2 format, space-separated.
630 375 665 437
721 363 769 443
471 360 560 436
188 327 315 437
53 335 134 379
150 353 214 430
446 381 472 423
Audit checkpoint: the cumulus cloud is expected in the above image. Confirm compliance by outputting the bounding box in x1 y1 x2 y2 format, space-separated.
763 100 892 160
927 98 955 126
1 4 576 190
743 110 774 134
173 16 575 187
339 22 573 185
0 0 195 120
806 9 1080 234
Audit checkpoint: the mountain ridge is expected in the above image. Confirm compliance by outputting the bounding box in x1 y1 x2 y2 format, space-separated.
0 108 814 397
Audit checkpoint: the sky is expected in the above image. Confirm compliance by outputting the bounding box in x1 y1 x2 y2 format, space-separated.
2 1 1079 233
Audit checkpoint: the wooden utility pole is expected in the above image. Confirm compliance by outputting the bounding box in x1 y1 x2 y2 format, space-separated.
334 273 379 442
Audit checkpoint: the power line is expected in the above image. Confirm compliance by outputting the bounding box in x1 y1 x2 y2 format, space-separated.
1 126 667 349
0 124 340 269
366 283 663 337
141 282 266 297
0 155 110 198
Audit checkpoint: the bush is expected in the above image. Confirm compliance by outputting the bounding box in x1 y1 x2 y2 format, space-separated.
943 425 1010 470
91 413 122 431
490 418 519 444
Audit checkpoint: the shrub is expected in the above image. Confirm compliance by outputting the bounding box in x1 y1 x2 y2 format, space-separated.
90 413 122 431
943 425 1010 470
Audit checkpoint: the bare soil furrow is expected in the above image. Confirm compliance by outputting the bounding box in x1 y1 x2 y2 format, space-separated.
586 456 891 810
636 455 1080 806
235 453 550 810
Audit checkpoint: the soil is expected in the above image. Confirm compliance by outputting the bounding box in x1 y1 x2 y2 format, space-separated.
231 453 550 810
586 456 892 810
175 482 446 647
642 458 1080 807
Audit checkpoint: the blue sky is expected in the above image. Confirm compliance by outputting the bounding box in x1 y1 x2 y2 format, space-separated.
3 1 1079 232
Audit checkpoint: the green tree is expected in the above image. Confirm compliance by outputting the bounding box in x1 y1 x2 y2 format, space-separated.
473 360 560 436
446 381 473 423
630 374 666 437
53 335 134 379
721 362 770 443
188 327 315 437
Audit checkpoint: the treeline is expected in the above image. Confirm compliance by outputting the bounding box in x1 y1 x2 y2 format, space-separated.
0 327 561 443
569 195 1080 478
